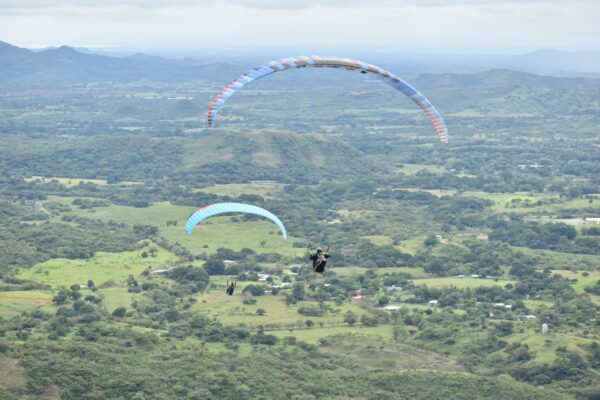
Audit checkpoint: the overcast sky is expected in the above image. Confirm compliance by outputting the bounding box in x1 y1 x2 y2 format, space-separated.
1 0 599 53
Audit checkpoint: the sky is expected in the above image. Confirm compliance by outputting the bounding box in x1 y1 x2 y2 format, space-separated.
1 0 599 54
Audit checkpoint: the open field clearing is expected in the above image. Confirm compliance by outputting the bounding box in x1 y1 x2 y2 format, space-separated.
55 198 302 257
506 331 595 364
25 176 141 187
269 325 395 343
99 287 142 313
17 249 177 288
331 266 428 278
551 269 600 293
195 181 283 198
514 246 600 271
193 291 368 328
411 277 515 289
318 334 466 372
395 163 448 175
0 290 54 316
461 191 559 212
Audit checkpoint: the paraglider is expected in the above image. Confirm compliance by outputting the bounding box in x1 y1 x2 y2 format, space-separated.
309 244 332 273
207 56 448 144
185 202 287 239
226 280 236 296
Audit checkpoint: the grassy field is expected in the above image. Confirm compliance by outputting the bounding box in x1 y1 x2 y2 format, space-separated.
53 198 302 257
99 287 142 313
395 237 425 255
395 164 448 175
332 266 428 278
506 331 595 364
361 235 394 246
0 290 54 317
398 188 458 197
193 290 368 329
26 176 109 186
268 325 395 343
316 333 466 372
514 246 600 271
26 176 141 187
551 269 600 293
17 249 177 288
461 191 558 212
195 181 283 198
162 219 300 257
410 277 515 289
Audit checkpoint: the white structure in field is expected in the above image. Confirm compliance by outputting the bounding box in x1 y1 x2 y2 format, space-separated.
542 323 549 335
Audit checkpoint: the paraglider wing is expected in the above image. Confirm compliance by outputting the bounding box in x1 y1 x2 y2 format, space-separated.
185 202 287 239
207 56 448 144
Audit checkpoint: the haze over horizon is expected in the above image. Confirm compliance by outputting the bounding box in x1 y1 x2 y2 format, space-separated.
1 0 599 54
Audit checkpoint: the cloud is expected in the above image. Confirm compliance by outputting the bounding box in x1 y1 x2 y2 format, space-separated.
0 0 598 51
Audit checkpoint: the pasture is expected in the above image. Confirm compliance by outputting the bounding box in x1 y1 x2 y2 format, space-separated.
410 277 515 289
0 290 53 317
57 199 302 257
17 249 177 288
193 290 368 329
195 181 283 198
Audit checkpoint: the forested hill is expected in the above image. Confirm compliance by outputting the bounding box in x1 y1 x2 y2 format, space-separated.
414 69 600 91
3 41 600 92
1 130 376 185
0 41 241 89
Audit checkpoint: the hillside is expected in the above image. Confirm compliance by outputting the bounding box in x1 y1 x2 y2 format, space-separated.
0 41 241 89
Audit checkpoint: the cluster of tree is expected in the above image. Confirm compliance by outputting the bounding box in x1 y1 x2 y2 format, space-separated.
489 217 600 254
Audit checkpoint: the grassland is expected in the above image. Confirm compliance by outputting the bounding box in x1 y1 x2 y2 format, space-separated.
195 181 283 198
53 198 302 257
505 331 595 364
25 176 141 187
99 287 142 313
332 266 428 278
461 191 558 212
193 290 369 329
0 290 53 317
410 277 515 289
514 246 600 271
17 249 177 288
268 325 395 343
395 163 448 175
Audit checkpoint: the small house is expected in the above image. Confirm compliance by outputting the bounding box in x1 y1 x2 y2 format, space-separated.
428 300 439 307
150 269 170 275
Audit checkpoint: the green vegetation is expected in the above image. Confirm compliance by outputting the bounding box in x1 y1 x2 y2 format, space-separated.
0 66 598 399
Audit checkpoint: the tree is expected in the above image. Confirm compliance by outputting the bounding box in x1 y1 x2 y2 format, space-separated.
203 259 225 275
112 307 127 317
495 321 514 336
292 282 305 301
305 320 314 328
360 314 379 327
127 275 139 287
424 235 439 247
344 311 357 326
52 289 70 305
242 284 267 296
378 296 390 307
256 308 266 316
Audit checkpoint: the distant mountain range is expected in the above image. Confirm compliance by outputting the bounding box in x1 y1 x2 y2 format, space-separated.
0 41 241 89
0 41 599 90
